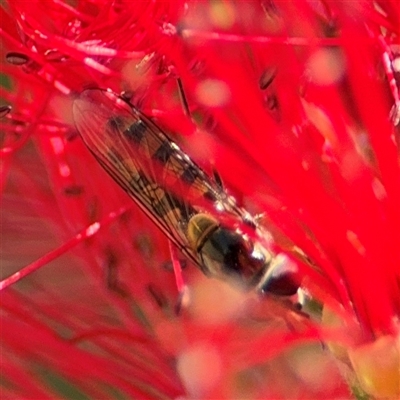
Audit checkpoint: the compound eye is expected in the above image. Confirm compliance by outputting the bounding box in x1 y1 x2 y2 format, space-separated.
259 254 300 296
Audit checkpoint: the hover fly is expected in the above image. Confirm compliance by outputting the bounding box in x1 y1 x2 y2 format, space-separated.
72 89 298 296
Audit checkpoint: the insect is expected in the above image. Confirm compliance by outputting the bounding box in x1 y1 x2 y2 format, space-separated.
72 89 299 296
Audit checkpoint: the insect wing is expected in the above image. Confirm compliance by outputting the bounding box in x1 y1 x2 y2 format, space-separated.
73 90 197 262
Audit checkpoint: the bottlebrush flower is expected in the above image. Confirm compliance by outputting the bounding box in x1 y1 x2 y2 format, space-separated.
1 0 400 399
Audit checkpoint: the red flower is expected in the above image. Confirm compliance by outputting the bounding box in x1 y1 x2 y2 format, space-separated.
1 1 399 398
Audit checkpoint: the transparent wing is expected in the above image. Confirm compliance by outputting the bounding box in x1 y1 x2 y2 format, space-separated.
73 89 229 270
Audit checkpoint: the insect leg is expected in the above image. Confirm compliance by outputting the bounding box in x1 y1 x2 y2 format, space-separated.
378 35 400 125
168 241 190 313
